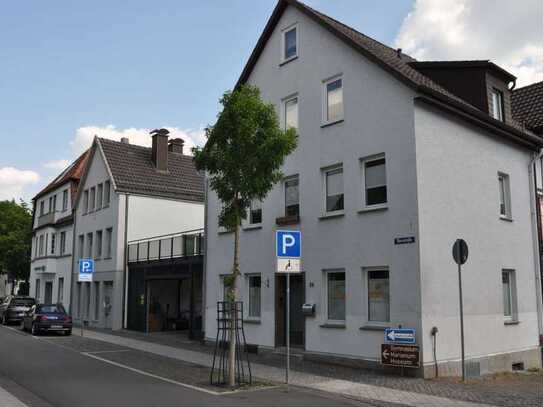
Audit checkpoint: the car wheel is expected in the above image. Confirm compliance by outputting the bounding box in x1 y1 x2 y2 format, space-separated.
31 323 39 336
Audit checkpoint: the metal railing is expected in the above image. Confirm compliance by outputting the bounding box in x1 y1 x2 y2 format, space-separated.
127 228 204 263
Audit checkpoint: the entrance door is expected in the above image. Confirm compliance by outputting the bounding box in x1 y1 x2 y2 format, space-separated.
275 274 305 348
103 282 113 329
44 282 53 304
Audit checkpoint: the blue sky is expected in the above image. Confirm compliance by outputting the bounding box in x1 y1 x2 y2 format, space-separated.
2 0 542 202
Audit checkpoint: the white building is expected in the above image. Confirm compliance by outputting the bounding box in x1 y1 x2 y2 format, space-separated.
29 152 89 307
71 132 204 330
204 0 543 377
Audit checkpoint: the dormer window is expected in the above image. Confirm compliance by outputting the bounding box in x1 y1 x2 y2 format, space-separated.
282 24 298 63
491 88 504 122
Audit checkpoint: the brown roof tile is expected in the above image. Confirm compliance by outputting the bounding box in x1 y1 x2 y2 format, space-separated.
512 81 543 132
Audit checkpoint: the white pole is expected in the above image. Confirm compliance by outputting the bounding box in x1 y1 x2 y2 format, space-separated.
286 273 290 389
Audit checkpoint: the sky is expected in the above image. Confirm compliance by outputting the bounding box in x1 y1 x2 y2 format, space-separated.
1 0 542 203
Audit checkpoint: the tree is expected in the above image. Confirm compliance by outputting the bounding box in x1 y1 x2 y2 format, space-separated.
194 84 297 387
0 200 33 292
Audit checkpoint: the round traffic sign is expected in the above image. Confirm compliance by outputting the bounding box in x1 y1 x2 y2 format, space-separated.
452 239 468 265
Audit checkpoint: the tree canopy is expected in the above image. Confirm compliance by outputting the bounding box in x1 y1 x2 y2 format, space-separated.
0 200 33 282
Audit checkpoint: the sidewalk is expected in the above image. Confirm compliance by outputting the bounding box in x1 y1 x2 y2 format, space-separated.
77 329 508 407
0 386 27 407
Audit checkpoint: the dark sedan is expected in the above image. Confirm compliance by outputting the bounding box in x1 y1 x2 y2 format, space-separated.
22 304 72 336
0 296 36 325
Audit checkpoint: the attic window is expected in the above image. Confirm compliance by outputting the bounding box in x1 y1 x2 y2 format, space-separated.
282 24 298 62
491 88 504 122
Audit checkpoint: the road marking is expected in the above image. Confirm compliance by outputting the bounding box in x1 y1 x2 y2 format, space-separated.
0 385 28 407
84 350 133 355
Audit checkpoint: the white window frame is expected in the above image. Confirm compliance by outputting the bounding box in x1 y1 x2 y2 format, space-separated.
282 94 298 131
360 154 387 211
60 231 66 255
62 189 69 211
322 75 344 125
498 172 512 220
96 230 103 259
97 183 103 210
104 180 111 207
322 164 344 216
502 269 518 322
284 174 300 217
491 88 504 121
280 23 298 63
246 273 262 320
363 266 390 324
323 269 346 324
105 228 113 258
249 199 263 226
83 190 89 214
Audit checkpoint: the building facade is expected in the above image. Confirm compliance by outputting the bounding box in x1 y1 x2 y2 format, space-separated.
204 0 543 377
71 133 204 331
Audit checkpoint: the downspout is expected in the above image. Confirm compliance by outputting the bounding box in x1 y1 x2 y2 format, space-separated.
202 176 209 341
529 151 543 336
122 194 129 329
68 198 77 316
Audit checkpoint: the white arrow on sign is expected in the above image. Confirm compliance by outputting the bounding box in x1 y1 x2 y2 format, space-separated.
387 330 414 342
382 349 390 358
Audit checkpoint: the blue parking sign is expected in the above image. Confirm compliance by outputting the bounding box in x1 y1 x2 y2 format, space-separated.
79 259 94 282
276 231 301 258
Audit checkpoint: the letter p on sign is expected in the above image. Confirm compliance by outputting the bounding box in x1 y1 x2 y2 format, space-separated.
276 231 301 258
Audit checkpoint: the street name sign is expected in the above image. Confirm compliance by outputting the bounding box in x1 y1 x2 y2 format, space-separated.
394 236 415 245
381 344 420 368
384 328 416 344
78 258 94 282
276 230 301 273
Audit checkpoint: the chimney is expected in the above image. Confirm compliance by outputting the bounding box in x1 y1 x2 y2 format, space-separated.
150 128 169 172
168 138 184 154
121 137 129 144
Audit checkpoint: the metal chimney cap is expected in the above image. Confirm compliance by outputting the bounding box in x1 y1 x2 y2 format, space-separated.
150 128 170 136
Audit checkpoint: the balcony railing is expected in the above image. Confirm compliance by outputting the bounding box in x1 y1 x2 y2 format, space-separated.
127 228 204 263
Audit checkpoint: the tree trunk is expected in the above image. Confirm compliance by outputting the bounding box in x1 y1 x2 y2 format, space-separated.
228 218 241 387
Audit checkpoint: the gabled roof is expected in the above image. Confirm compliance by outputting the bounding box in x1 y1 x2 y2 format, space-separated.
97 138 204 202
33 150 90 201
236 0 543 150
512 81 543 134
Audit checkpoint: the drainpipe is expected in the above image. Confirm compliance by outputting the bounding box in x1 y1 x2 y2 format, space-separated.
202 176 209 342
68 203 78 317
529 151 543 336
122 194 129 329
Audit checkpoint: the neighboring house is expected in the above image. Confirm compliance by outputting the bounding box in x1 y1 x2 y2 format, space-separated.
71 133 204 331
204 0 543 377
29 151 89 307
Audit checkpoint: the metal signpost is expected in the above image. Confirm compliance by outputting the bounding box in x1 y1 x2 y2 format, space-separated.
452 239 468 381
275 230 301 388
78 259 94 336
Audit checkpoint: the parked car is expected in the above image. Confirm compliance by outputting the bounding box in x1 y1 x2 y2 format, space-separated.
0 295 36 325
22 303 72 336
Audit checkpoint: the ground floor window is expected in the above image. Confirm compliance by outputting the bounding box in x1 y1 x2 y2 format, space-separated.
502 269 517 320
247 274 261 318
35 279 41 302
57 278 64 305
326 271 345 321
367 268 390 322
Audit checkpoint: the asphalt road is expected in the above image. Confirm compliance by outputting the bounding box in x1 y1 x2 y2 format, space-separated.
0 325 375 407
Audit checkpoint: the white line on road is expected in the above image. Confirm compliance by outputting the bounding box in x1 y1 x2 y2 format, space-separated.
0 385 28 407
84 349 133 355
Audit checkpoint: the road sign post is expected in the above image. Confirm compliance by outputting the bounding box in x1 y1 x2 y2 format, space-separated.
275 230 301 388
452 239 468 382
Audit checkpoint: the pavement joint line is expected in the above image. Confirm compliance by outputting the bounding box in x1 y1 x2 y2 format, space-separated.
84 349 133 354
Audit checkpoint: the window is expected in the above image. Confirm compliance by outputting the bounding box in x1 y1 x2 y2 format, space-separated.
285 176 300 217
62 189 69 211
498 172 512 219
39 235 44 256
40 201 45 216
249 200 262 225
282 25 297 61
326 271 345 321
324 165 344 213
94 282 100 320
284 96 298 130
78 235 84 259
362 155 387 207
89 187 96 211
97 183 103 210
324 76 343 123
247 275 261 318
83 190 89 213
367 268 390 322
104 181 111 206
96 230 103 258
105 228 113 258
50 233 56 255
502 270 517 321
60 232 66 255
35 279 41 301
491 88 504 121
57 278 64 304
52 195 57 212
45 233 48 254
86 233 93 258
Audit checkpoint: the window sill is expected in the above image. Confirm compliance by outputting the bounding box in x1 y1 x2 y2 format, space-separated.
359 324 390 331
276 215 300 226
358 205 388 214
279 55 298 67
500 216 513 222
319 322 346 329
244 319 261 325
504 320 519 326
242 224 262 231
321 119 344 129
319 211 345 221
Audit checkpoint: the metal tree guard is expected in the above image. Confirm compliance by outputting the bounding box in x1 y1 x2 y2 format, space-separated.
210 301 252 386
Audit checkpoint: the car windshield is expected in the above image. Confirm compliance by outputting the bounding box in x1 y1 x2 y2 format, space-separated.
11 298 35 307
38 305 65 314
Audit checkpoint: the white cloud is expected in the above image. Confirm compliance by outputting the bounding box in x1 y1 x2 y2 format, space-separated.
43 159 71 170
70 125 206 157
0 167 40 201
395 0 543 87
